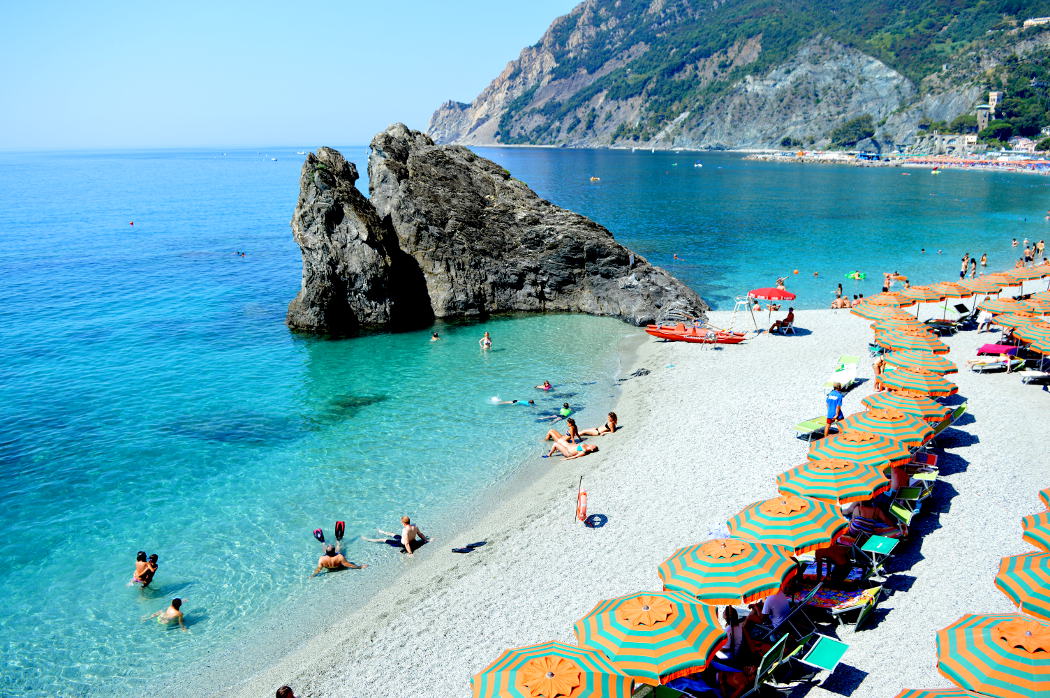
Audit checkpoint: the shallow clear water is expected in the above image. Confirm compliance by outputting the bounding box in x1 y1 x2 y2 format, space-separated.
1 146 1047 694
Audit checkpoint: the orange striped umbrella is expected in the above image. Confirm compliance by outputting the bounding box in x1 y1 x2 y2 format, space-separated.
1024 336 1050 355
936 614 1050 698
995 552 1050 621
866 292 916 307
1008 265 1050 281
1040 488 1050 509
808 429 913 470
960 278 1005 294
1032 290 1050 303
875 329 950 354
995 313 1042 329
1024 296 1050 313
872 315 928 333
726 494 848 554
892 324 938 338
901 286 946 303
1023 511 1050 552
851 302 914 321
894 691 984 698
574 591 725 685
879 366 959 397
883 350 958 374
931 282 974 298
658 538 797 605
838 408 934 449
776 459 889 505
1016 322 1050 343
980 298 1037 315
862 390 951 424
986 273 1023 288
471 641 633 698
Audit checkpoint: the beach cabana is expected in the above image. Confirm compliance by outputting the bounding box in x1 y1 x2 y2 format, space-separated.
995 552 1050 621
883 350 958 374
808 430 912 470
1022 511 1050 552
879 366 959 398
862 390 951 424
471 641 633 698
837 408 934 449
935 614 1050 698
726 494 848 555
657 538 797 605
573 591 725 686
776 459 889 505
874 330 950 354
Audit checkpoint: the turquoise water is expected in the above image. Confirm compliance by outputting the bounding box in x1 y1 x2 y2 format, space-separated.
1 146 1048 694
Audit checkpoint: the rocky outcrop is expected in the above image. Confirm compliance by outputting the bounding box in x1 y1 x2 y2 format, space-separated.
287 128 707 335
286 147 432 335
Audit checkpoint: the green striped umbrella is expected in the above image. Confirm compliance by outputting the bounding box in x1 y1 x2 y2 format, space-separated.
837 408 934 449
979 298 1037 315
883 350 958 374
1008 265 1050 281
658 538 797 605
1022 511 1050 552
471 641 633 698
862 390 951 424
726 494 848 554
1025 296 1050 313
995 552 1050 621
872 316 928 333
1040 488 1050 509
1016 322 1050 343
574 591 725 685
995 314 1042 329
776 459 889 505
1023 335 1050 355
851 302 913 321
986 273 1024 289
808 429 913 470
960 277 1005 294
894 690 984 698
936 613 1050 698
901 286 946 303
879 366 959 398
866 292 916 307
894 688 982 692
875 329 951 354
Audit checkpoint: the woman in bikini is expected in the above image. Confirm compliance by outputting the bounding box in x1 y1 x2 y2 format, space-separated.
547 438 598 459
129 551 149 585
545 418 580 443
579 412 618 436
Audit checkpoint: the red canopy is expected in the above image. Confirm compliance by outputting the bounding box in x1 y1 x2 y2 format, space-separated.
749 287 797 301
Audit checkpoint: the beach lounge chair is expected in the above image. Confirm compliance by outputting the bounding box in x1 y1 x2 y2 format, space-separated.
824 355 860 391
824 585 884 630
855 534 898 579
1020 369 1050 385
795 416 836 441
793 634 850 675
889 486 923 526
771 320 796 335
740 634 791 697
970 358 1025 373
952 303 978 326
924 318 958 336
753 583 823 641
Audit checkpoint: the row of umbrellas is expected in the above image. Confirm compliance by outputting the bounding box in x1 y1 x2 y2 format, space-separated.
854 270 1050 697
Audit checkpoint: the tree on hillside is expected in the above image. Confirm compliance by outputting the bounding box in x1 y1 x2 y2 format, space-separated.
949 114 979 133
1037 137 1050 151
828 115 876 148
979 119 1014 141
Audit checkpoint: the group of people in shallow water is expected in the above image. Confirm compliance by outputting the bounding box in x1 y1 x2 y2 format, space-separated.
128 552 188 632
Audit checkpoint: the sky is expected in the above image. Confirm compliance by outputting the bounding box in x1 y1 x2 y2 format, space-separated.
0 1 580 149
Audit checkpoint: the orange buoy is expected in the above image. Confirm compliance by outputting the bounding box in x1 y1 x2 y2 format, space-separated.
576 490 588 522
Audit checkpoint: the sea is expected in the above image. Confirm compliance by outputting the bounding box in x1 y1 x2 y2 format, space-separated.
1 146 1046 695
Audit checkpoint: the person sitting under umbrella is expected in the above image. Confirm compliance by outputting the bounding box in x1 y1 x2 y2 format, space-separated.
844 499 906 539
769 307 795 334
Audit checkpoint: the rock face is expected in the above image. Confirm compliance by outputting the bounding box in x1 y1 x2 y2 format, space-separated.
368 123 706 325
286 126 707 335
286 147 432 334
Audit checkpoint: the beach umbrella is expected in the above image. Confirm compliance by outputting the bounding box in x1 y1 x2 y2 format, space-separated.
1008 266 1050 281
657 538 797 605
872 316 928 334
879 366 959 398
901 286 946 303
1022 335 1050 355
865 292 916 308
1024 296 1050 313
862 390 951 424
1016 322 1050 343
808 430 913 470
851 302 913 321
980 298 1037 315
776 459 889 505
726 494 848 554
960 278 1004 294
931 282 974 318
986 274 1024 298
1022 511 1050 552
883 350 958 374
995 313 1041 330
574 591 725 685
995 552 1050 621
894 691 984 698
748 287 796 326
471 641 633 698
1040 488 1050 509
936 613 1050 698
838 408 935 449
875 330 951 354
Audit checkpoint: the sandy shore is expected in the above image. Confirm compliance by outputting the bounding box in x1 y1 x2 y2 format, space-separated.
227 309 1048 698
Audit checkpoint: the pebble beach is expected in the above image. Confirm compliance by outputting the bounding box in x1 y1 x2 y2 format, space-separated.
227 308 1048 698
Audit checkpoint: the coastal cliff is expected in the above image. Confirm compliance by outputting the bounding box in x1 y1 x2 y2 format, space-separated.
287 126 707 335
428 0 1050 150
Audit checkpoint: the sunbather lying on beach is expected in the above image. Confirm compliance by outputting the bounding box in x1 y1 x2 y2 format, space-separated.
579 412 618 436
547 438 598 459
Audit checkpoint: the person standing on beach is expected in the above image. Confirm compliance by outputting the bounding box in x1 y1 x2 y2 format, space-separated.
824 383 845 438
479 331 492 350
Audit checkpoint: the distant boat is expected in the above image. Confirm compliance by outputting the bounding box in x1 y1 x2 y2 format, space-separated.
271 158 278 162
296 151 307 155
589 176 600 182
693 162 703 168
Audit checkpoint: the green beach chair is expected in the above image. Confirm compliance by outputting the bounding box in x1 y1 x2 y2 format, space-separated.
824 355 861 391
795 634 850 674
830 586 883 630
741 633 790 697
856 534 898 579
795 416 835 441
890 486 923 526
949 401 968 424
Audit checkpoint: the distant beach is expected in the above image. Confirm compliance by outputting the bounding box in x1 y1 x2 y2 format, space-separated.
227 308 1048 697
745 150 1050 176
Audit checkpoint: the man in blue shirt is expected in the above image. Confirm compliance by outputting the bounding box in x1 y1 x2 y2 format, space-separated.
825 382 845 438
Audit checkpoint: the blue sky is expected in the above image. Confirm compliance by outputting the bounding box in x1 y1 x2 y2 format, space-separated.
0 1 579 149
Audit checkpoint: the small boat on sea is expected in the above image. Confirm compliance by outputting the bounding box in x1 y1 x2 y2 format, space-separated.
645 323 748 344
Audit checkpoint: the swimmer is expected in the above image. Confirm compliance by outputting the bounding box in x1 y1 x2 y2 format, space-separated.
535 380 553 391
144 598 188 632
431 332 440 341
479 331 492 350
920 248 925 254
496 399 535 406
548 438 598 460
579 412 618 436
311 544 367 575
539 402 574 422
140 554 159 588
129 551 149 585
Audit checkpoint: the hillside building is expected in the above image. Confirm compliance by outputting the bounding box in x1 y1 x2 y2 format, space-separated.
988 91 1004 115
976 104 991 132
1023 17 1050 27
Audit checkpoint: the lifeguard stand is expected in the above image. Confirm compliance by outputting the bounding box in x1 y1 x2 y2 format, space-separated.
730 296 758 330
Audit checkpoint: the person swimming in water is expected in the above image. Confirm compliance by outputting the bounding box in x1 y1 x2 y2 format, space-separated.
538 402 573 422
535 380 553 391
431 332 440 341
548 438 598 460
130 551 149 585
145 598 188 632
311 544 367 575
140 554 159 588
579 412 618 436
479 331 492 350
496 399 536 406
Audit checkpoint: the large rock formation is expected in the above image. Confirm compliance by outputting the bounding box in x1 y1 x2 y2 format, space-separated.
287 126 706 335
286 147 432 334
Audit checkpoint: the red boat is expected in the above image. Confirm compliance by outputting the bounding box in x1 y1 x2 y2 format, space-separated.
645 323 748 344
